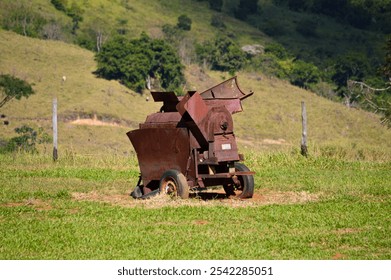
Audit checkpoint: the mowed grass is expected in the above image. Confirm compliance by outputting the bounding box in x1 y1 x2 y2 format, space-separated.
0 152 390 260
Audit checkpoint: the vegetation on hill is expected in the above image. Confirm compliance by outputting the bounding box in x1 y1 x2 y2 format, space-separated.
1 0 391 155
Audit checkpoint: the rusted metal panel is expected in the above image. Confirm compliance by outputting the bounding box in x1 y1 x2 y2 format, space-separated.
127 127 190 181
200 76 253 114
151 91 180 112
213 134 240 162
143 112 182 127
200 76 252 99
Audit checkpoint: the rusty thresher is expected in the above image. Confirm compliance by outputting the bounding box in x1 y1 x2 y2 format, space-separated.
127 77 255 199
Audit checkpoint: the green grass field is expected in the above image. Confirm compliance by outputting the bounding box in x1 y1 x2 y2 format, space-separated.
1 152 390 259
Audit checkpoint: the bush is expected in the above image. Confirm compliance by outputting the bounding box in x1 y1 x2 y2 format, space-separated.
234 0 259 20
261 20 286 37
247 53 286 78
50 0 67 12
177 15 192 31
264 43 291 60
1 1 47 38
1 125 51 153
288 60 321 89
49 0 84 34
208 0 223 12
211 14 226 29
296 18 318 37
196 35 246 74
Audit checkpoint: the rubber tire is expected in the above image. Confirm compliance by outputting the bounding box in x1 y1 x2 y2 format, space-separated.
224 162 254 199
130 185 143 199
159 169 189 199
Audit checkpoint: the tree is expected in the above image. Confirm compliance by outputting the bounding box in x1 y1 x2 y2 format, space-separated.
332 53 370 90
49 0 84 34
347 80 391 126
288 60 320 89
50 0 67 12
234 0 259 20
383 37 391 79
1 0 47 38
211 14 226 29
196 35 246 74
95 34 185 93
3 125 50 153
0 74 34 108
209 0 223 11
177 15 192 31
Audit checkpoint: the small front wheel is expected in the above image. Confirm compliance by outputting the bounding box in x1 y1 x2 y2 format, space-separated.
159 169 189 199
224 162 254 199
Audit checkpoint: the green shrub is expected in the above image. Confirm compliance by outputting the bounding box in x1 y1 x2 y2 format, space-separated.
177 14 192 31
264 43 291 60
261 20 286 36
210 14 226 29
296 18 318 37
288 60 321 89
1 125 51 154
50 0 67 12
208 0 223 12
1 1 47 38
196 35 246 74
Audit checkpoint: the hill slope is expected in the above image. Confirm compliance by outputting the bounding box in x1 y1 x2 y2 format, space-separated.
1 30 391 159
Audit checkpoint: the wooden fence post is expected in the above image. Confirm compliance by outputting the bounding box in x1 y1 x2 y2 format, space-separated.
53 98 58 161
301 101 308 157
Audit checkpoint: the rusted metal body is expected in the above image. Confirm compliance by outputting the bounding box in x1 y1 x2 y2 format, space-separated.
127 76 255 199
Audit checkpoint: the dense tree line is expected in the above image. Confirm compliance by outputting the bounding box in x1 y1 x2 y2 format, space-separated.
192 0 259 20
274 0 391 32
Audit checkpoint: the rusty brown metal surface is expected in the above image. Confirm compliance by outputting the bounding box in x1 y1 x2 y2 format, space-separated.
127 76 254 198
127 127 190 181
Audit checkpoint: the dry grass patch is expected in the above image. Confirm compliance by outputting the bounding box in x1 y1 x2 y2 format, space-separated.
71 189 322 209
1 199 53 211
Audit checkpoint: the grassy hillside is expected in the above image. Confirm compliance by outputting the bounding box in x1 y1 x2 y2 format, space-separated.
1 29 391 159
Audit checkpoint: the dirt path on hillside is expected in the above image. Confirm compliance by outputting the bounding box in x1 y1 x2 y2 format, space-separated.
70 118 125 127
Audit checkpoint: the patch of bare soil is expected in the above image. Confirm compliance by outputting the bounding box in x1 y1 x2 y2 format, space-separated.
332 228 362 235
237 138 290 147
262 138 288 145
1 199 52 211
71 189 321 209
71 118 124 127
332 252 348 260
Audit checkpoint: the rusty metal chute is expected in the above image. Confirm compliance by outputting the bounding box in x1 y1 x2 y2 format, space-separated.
127 76 255 199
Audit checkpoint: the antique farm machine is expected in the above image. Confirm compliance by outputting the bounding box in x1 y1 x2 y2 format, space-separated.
127 77 255 199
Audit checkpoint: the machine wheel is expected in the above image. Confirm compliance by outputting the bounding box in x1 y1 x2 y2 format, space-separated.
224 162 254 199
159 169 189 199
